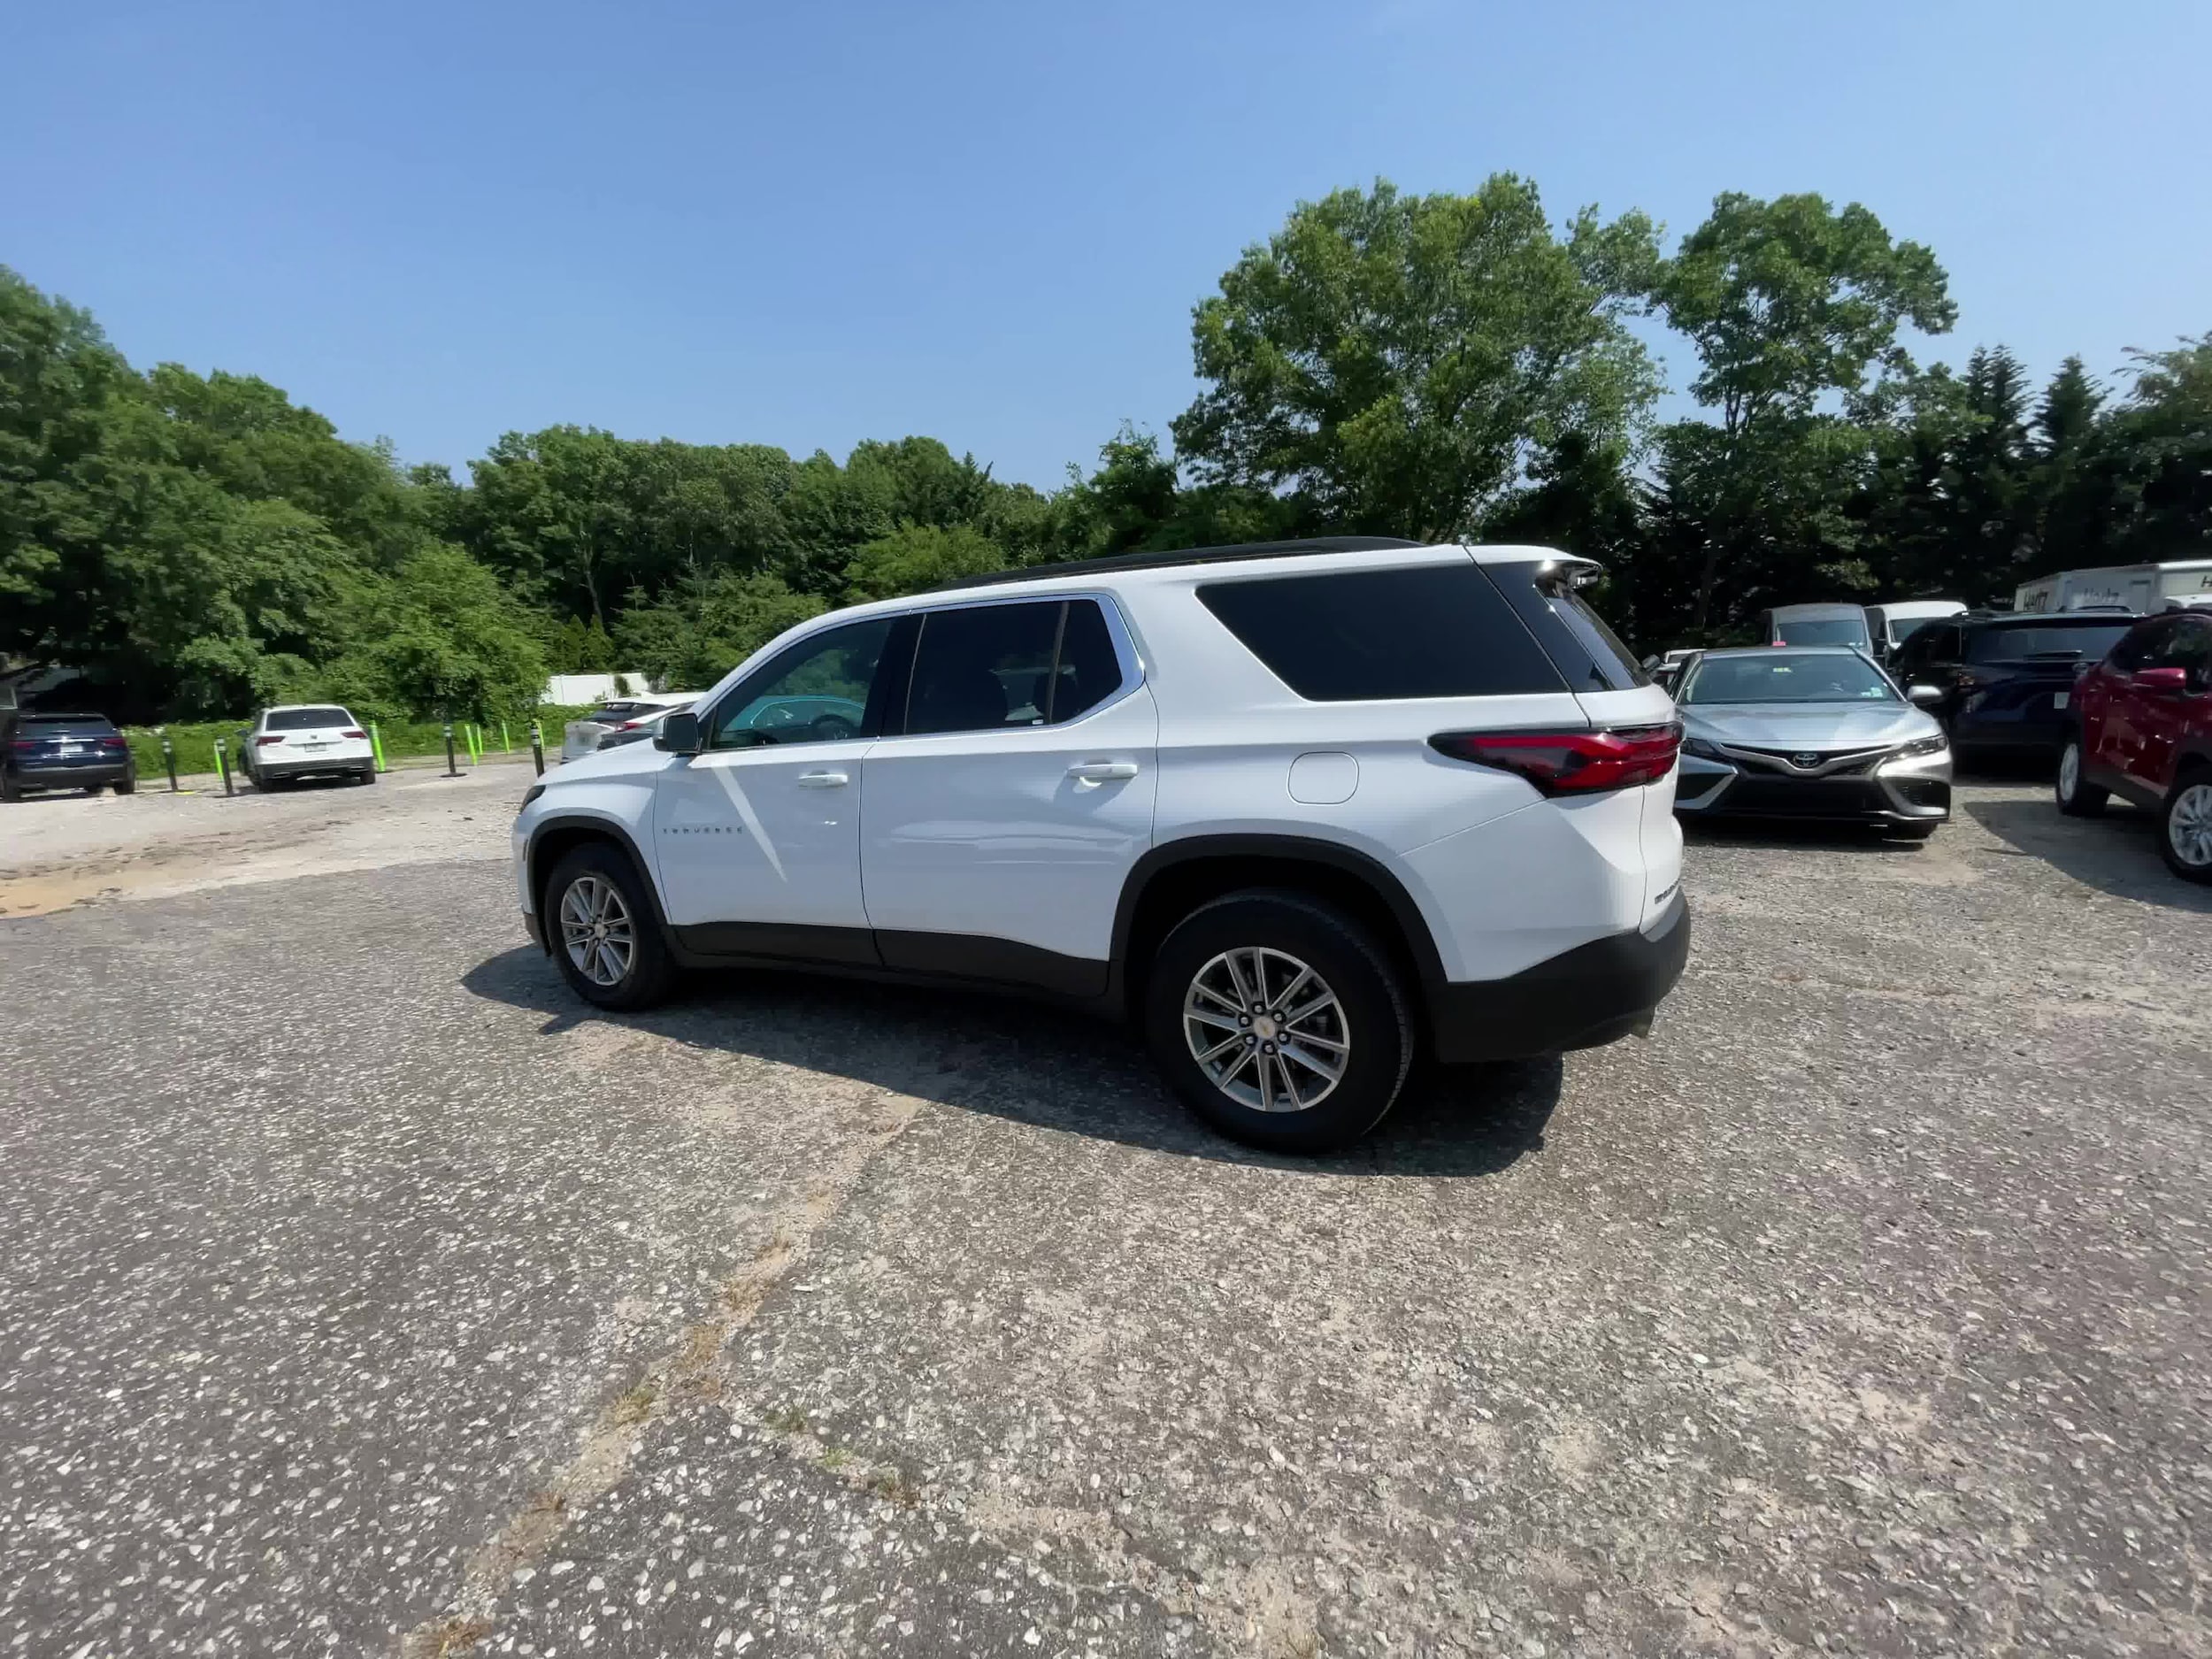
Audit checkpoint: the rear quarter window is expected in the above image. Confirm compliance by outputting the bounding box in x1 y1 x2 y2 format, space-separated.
1196 564 1567 701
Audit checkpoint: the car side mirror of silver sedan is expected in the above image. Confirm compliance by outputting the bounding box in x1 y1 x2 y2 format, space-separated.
1906 684 1944 708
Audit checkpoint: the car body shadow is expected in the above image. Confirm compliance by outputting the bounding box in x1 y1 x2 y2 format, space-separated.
1964 795 2212 913
461 948 1561 1179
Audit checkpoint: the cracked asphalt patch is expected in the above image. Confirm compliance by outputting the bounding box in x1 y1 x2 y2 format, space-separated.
1 780 2207 1656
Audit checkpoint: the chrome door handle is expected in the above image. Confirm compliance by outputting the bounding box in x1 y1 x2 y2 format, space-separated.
796 770 849 788
1068 760 1139 782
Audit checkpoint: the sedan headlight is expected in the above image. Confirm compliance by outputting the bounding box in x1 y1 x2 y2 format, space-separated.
1681 735 1725 760
1893 734 1948 759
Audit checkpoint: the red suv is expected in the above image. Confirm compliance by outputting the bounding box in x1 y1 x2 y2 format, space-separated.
2055 609 2212 880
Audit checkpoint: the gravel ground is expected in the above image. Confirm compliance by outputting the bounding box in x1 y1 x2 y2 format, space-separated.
1 779 2207 1658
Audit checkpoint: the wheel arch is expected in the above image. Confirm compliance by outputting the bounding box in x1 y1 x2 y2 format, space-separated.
1109 834 1445 1025
526 814 672 951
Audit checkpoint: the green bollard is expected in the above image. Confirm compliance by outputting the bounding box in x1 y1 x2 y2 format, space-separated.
370 720 388 773
501 720 511 754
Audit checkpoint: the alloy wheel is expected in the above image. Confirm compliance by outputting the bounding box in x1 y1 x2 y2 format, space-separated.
1182 946 1349 1114
560 874 636 987
2057 743 2080 803
2170 783 2212 869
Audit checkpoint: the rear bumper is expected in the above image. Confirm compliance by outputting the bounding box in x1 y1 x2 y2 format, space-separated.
1427 889 1691 1064
11 762 131 788
257 755 373 779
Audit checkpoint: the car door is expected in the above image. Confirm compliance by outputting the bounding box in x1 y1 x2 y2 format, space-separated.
2092 618 2177 782
652 615 902 961
859 595 1156 997
2136 618 2212 787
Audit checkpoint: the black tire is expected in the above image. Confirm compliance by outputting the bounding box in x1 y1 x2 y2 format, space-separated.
2157 770 2212 884
355 766 377 786
113 775 134 795
0 772 19 803
544 841 678 1010
1143 890 1412 1154
2055 738 2107 817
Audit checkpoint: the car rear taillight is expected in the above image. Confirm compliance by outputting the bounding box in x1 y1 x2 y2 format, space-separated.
257 734 285 746
342 728 367 739
9 739 34 752
99 736 127 749
614 719 643 730
1430 724 1682 795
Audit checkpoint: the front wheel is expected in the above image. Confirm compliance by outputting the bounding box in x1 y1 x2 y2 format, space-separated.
545 843 677 1010
2159 774 2212 884
2055 739 2107 817
1144 891 1412 1154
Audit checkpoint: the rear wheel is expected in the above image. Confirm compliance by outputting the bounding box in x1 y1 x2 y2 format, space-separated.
0 772 19 803
1144 891 1411 1154
355 766 377 786
113 775 134 795
2159 772 2212 884
545 842 677 1010
2055 739 2107 817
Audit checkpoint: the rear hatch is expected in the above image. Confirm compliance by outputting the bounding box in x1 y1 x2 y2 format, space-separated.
1484 559 1683 929
1965 618 2135 724
257 707 365 763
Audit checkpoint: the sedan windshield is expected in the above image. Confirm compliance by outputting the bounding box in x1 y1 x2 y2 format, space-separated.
1678 653 1898 705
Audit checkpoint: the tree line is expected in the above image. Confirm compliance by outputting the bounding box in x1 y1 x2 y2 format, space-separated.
4 176 2208 724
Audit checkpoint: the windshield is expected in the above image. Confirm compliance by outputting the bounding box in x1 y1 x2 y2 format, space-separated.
1678 653 1898 706
1771 616 1870 649
1970 623 2132 662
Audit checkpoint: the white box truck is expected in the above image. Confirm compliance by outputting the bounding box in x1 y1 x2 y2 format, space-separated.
2015 560 2212 615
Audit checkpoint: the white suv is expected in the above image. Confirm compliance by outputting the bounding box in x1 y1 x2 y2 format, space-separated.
511 538 1689 1151
242 704 376 788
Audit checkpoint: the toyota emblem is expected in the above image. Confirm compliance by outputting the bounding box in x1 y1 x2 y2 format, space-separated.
1792 752 1822 768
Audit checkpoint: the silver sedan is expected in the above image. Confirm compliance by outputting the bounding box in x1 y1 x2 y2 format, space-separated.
1671 648 1953 835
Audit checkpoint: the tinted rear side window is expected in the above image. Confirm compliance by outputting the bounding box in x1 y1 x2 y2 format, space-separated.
268 707 353 730
1483 562 1650 690
1197 565 1567 701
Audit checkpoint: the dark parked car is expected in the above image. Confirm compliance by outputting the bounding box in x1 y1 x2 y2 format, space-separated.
2 712 135 801
2056 609 2212 881
1888 611 2139 763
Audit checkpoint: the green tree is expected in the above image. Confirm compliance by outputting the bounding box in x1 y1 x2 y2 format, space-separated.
842 522 1010 603
1171 177 1661 541
319 542 548 722
613 569 824 690
1651 191 1955 630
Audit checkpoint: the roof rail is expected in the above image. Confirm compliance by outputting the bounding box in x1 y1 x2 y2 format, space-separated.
926 535 1426 594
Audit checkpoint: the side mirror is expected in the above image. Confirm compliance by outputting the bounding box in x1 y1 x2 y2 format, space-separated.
2132 666 2189 695
655 710 702 754
1907 684 1944 708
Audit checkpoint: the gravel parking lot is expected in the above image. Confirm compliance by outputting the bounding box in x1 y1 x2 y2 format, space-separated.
3 776 2208 1657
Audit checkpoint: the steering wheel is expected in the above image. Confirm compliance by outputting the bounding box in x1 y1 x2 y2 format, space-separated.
810 713 857 741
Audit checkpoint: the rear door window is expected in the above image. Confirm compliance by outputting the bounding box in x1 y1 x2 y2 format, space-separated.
1197 564 1566 701
904 603 1064 735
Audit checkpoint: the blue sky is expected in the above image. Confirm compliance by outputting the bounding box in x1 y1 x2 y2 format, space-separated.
6 0 2206 490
